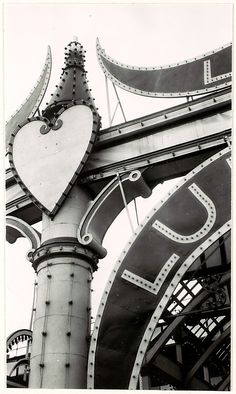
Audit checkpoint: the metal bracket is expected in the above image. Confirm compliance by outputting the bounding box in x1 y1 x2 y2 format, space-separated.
6 216 41 261
77 170 151 258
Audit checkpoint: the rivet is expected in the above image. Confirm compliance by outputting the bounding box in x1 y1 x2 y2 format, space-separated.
45 300 50 305
66 332 71 336
65 363 70 368
68 300 73 305
42 332 47 336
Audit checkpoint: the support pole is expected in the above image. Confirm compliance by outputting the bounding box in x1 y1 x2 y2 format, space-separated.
112 83 127 122
29 186 97 388
116 173 135 235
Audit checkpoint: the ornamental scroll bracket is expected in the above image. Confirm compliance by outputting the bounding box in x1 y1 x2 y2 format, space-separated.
6 216 41 262
77 170 151 258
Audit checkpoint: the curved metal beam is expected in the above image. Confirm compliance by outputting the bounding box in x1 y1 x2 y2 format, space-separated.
88 147 231 389
185 326 230 385
8 358 29 377
78 170 151 258
6 216 41 260
129 223 231 389
5 46 52 150
97 39 231 98
7 329 32 351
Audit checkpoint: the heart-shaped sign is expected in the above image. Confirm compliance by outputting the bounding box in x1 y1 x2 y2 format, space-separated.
8 103 99 217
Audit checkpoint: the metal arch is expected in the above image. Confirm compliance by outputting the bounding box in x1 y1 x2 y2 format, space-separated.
144 271 230 365
184 326 230 386
77 170 151 258
5 46 52 149
8 358 29 377
88 147 231 389
96 39 232 98
6 216 41 260
128 222 231 389
7 329 32 351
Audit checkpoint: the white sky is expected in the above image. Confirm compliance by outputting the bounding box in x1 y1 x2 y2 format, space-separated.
3 2 233 340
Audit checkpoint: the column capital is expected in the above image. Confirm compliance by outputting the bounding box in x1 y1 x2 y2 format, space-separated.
31 237 98 272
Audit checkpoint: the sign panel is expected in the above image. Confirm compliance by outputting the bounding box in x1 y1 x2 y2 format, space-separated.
8 103 99 217
88 147 231 389
97 40 232 97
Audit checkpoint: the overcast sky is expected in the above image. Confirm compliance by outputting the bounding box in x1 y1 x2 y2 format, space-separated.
4 2 233 337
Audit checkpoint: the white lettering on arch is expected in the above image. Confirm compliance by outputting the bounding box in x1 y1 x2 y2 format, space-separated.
152 183 216 243
204 59 231 85
121 254 179 295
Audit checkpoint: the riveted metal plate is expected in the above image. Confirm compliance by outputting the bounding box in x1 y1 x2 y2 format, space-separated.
97 40 232 98
88 147 231 389
8 102 100 217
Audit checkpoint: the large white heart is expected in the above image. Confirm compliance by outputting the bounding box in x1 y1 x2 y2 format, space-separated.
10 105 95 216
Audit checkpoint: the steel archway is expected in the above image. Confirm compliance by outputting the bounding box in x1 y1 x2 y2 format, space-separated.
88 146 231 389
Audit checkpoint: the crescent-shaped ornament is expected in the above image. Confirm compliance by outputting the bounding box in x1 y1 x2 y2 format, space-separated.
97 39 232 98
5 46 52 150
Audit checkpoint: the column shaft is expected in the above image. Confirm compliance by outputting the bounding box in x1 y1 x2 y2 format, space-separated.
29 186 96 388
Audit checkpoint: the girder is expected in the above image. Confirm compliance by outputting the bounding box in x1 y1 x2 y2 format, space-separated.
142 233 231 390
146 353 212 390
145 272 230 365
88 146 231 389
6 88 231 221
185 326 230 385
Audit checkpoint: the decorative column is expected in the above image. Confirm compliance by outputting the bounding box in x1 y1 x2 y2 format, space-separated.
29 186 97 388
8 38 101 388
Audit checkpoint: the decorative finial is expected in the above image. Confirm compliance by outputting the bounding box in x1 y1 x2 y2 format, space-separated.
42 40 99 121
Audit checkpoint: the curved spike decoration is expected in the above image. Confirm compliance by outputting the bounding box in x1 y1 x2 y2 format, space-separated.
96 39 232 98
5 46 52 150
